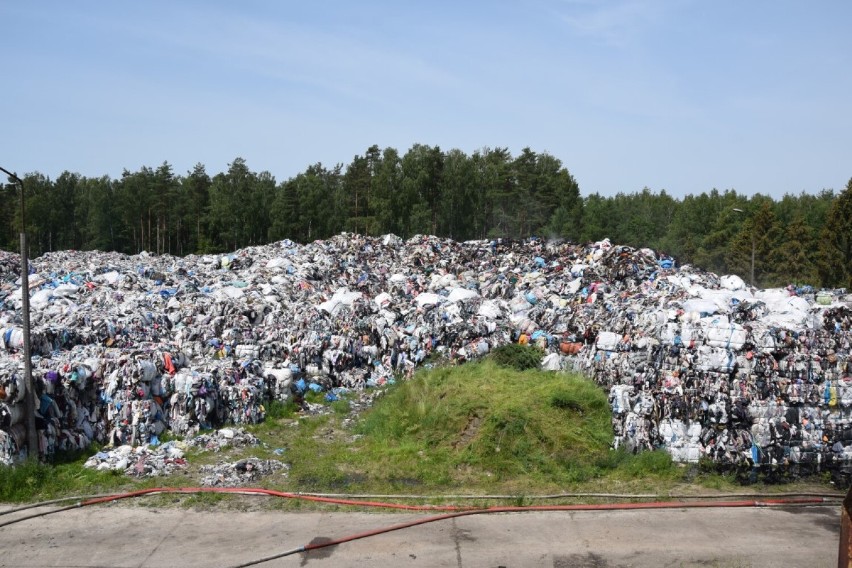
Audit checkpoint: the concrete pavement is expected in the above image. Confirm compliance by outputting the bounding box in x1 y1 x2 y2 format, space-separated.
0 502 841 567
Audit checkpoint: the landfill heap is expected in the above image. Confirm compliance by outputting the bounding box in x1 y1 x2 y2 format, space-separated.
186 427 260 452
1 235 850 478
83 441 188 476
82 427 261 477
199 458 288 487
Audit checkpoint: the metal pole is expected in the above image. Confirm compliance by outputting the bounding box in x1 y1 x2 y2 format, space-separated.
20 230 38 460
1 166 38 460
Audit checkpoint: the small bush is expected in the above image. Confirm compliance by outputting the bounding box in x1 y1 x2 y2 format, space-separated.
488 344 544 371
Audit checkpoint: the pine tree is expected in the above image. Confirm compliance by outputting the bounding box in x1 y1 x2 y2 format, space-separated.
817 178 852 288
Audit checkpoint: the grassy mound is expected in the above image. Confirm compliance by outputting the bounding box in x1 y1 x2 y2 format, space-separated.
359 361 609 481
284 360 679 492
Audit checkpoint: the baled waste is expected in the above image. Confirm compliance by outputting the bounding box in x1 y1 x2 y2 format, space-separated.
0 235 850 482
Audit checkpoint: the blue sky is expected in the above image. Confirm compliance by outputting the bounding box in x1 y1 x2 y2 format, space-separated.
2 1 850 198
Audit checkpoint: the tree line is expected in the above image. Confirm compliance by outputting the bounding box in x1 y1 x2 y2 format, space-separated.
1 144 850 289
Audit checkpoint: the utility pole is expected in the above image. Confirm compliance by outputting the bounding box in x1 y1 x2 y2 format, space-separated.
1 166 38 460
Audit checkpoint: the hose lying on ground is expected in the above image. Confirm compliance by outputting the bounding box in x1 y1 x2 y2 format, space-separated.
0 488 843 518
0 487 841 567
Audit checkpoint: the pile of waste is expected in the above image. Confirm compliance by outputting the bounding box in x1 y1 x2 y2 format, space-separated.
199 458 288 487
83 426 271 480
1 234 850 481
186 427 260 452
83 441 188 477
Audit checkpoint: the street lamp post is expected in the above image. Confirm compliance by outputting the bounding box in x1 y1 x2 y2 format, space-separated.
732 208 755 287
1 166 39 460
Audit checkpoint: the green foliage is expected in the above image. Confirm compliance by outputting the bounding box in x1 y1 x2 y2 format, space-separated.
818 178 852 289
618 449 680 479
304 390 326 405
549 387 606 414
265 399 298 420
772 216 818 286
592 447 679 481
721 200 783 288
488 344 544 371
0 452 131 503
331 398 351 415
2 150 848 288
180 492 227 509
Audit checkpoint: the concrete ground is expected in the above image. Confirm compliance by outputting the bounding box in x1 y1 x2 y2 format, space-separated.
0 503 841 567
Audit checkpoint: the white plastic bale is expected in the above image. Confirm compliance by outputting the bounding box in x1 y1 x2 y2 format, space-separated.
2 328 24 350
595 331 620 351
720 274 747 290
135 360 155 382
704 320 747 350
681 298 721 316
0 402 25 427
30 288 53 307
541 352 562 371
509 295 532 314
235 344 260 359
53 283 79 298
415 292 442 307
477 299 502 320
447 288 479 303
373 292 392 308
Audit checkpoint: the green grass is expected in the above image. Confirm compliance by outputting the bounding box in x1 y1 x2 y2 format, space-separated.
264 399 299 420
0 448 143 503
277 360 682 492
487 343 544 371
